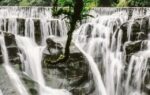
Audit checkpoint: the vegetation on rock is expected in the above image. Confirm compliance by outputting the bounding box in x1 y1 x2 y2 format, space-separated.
47 0 91 64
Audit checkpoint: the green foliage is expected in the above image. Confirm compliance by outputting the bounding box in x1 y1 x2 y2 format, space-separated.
19 0 51 6
0 0 20 6
47 0 92 64
52 0 94 20
19 0 30 6
0 0 51 6
115 0 150 7
128 0 150 7
117 0 128 7
0 0 149 8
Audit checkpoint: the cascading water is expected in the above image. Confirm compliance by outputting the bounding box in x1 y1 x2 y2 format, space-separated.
0 33 29 95
74 11 126 95
16 36 70 95
74 8 150 95
0 7 71 95
0 6 150 95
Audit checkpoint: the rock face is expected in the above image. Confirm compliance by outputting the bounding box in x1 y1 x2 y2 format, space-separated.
43 37 95 95
0 32 21 65
116 16 150 55
119 16 150 44
124 40 148 62
115 16 150 94
124 40 147 55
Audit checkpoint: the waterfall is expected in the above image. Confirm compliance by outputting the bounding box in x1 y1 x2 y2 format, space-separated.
74 8 150 95
0 33 29 95
0 7 70 95
16 36 71 95
25 19 35 41
75 43 107 95
0 6 150 95
125 55 148 95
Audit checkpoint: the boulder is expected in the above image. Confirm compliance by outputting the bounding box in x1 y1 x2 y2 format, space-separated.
42 37 95 95
43 52 94 95
43 37 63 62
124 40 147 55
124 40 147 62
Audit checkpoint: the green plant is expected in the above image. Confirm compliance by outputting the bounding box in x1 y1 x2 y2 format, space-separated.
128 0 150 7
47 0 93 65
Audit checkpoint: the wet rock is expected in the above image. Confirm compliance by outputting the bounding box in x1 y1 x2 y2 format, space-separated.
43 52 93 95
43 37 63 62
22 74 39 95
4 32 21 64
120 16 150 43
124 40 145 55
50 20 61 36
4 32 16 46
17 18 25 36
0 65 18 95
43 37 94 95
0 32 21 64
34 19 42 44
124 40 148 62
140 17 149 35
46 37 63 50
0 55 3 64
84 24 94 38
120 23 128 44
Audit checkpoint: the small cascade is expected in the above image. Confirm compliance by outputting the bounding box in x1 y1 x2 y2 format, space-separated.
0 33 29 95
0 6 68 45
75 43 107 95
16 36 71 95
125 55 148 95
25 19 35 41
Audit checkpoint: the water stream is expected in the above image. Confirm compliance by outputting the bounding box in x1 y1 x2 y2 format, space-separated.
0 7 71 95
0 33 29 95
74 8 150 95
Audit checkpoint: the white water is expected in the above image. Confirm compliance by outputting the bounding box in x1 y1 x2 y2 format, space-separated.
0 7 70 95
25 19 35 41
75 43 107 95
0 89 3 95
16 36 71 95
74 8 150 95
125 55 148 95
0 33 29 95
